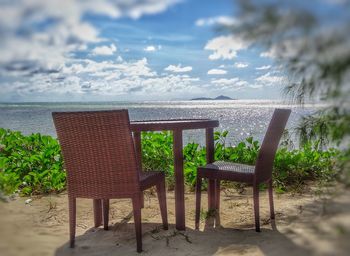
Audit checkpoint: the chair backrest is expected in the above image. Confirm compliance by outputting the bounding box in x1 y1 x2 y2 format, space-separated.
254 108 291 183
52 110 140 198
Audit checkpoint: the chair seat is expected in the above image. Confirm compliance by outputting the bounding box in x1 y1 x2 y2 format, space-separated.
198 161 255 183
139 171 165 190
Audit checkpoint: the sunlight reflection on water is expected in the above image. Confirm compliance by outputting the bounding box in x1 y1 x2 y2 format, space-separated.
0 100 318 145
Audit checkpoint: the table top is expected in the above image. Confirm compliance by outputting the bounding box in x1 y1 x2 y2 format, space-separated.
130 119 219 132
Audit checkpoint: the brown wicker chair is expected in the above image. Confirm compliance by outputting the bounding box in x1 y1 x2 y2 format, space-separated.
195 108 291 232
52 110 168 253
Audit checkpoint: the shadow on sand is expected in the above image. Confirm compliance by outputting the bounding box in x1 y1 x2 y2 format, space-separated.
55 213 311 256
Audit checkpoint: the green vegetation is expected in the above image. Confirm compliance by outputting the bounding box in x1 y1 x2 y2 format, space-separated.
141 130 339 193
0 128 340 196
0 128 65 195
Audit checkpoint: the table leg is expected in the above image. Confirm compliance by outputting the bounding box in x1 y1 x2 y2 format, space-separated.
206 128 216 211
93 199 102 227
173 129 185 230
133 131 144 208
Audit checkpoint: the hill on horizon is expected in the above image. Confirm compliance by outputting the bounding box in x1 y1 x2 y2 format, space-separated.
191 95 234 100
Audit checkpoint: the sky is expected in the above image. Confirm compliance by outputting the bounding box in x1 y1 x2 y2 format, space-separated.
0 0 344 102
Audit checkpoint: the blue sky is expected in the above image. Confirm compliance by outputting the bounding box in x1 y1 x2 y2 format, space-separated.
0 0 342 102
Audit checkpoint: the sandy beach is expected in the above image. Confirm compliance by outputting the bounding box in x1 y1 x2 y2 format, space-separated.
1 185 349 256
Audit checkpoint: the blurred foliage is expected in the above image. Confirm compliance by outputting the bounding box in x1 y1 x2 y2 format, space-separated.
223 0 350 184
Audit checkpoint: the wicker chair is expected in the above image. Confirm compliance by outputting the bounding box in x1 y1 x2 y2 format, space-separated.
195 108 291 231
52 110 168 253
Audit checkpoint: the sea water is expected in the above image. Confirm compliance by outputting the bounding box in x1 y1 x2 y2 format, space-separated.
0 100 320 146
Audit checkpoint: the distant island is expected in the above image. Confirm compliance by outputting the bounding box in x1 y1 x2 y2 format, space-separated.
191 95 235 101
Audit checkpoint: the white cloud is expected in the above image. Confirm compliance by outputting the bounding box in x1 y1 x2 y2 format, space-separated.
211 78 239 85
256 65 271 70
91 44 117 56
0 0 208 101
126 0 182 19
144 45 156 52
207 69 227 75
260 51 275 58
0 0 182 98
211 78 249 90
233 62 249 68
164 64 192 73
116 56 123 62
255 72 285 85
63 58 157 78
204 35 249 60
139 74 200 94
144 45 162 52
250 84 264 89
195 16 236 27
2 56 205 100
0 0 181 28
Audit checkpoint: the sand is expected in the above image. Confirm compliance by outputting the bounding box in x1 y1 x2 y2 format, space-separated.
1 185 350 256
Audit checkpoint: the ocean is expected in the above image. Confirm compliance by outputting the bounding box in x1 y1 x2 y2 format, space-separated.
0 100 319 145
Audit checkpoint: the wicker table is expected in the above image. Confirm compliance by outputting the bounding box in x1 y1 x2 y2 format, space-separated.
94 119 219 231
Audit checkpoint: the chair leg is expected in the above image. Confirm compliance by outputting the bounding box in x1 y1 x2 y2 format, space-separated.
103 199 109 230
132 195 142 253
68 196 76 248
93 199 102 228
156 179 168 230
268 179 275 220
208 179 216 211
215 179 220 212
253 184 261 232
215 179 221 227
140 193 145 209
195 175 202 230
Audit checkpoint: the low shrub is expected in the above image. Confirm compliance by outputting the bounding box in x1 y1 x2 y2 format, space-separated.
0 128 340 196
0 128 65 195
141 130 340 192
